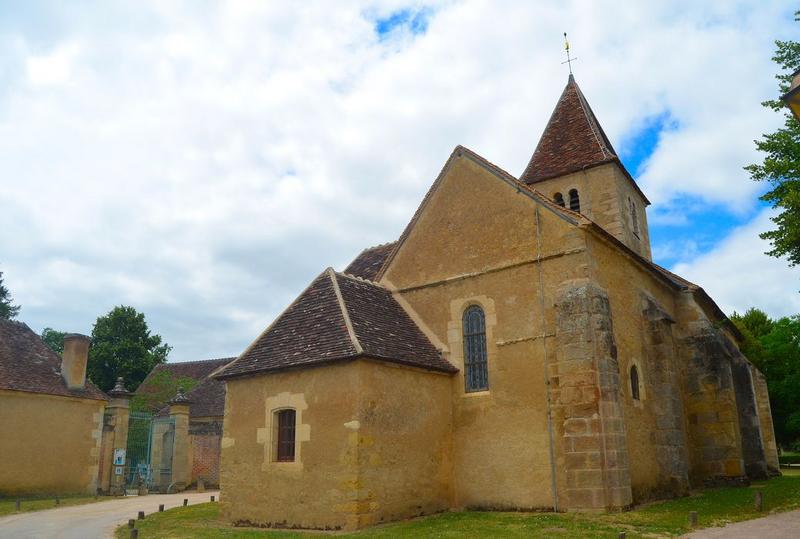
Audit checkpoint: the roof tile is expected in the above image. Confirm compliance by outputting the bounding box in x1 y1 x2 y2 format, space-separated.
0 319 107 401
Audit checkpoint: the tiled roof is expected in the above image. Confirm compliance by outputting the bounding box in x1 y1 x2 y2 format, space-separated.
344 242 397 281
520 74 617 184
0 319 107 401
155 376 227 418
217 269 455 379
136 357 233 415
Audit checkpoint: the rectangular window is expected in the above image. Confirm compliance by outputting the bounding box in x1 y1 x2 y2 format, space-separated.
276 409 296 462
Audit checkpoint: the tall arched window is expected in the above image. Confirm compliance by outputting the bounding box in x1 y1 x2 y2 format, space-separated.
463 305 488 392
630 365 640 401
553 192 565 207
569 189 580 212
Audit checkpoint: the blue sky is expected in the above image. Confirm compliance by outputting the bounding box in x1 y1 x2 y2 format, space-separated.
0 1 797 361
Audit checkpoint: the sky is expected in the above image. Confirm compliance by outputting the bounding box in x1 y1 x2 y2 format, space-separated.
0 0 797 361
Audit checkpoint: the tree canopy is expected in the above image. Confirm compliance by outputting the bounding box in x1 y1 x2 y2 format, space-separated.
88 306 171 392
745 14 800 265
41 327 67 354
731 308 800 447
0 269 20 320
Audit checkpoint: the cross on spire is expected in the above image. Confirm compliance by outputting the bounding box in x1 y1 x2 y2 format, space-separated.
561 32 577 74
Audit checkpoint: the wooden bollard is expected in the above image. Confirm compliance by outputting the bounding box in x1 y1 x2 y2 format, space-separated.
211 495 215 502
619 532 627 539
128 519 135 528
130 529 139 539
138 510 145 520
159 504 164 512
183 498 188 506
15 499 20 511
689 511 698 527
55 496 59 506
755 491 764 511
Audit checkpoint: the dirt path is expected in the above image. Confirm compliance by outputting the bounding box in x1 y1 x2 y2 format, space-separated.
682 509 800 538
0 490 219 539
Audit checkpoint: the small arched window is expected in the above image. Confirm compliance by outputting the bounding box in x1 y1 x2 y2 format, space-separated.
275 409 296 462
630 365 640 401
463 305 488 392
553 192 565 207
569 189 580 212
629 198 640 237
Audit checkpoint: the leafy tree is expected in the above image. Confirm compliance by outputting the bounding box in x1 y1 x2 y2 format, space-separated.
88 306 171 392
41 327 67 355
745 14 800 265
129 370 200 413
0 269 20 320
733 308 800 447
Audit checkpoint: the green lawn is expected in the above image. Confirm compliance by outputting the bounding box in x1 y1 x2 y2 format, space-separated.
117 475 800 538
0 494 106 516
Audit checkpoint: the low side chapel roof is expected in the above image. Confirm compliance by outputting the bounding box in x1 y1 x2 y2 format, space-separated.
216 269 455 379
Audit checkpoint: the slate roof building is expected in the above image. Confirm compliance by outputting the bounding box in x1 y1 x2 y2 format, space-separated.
215 76 780 530
0 320 107 495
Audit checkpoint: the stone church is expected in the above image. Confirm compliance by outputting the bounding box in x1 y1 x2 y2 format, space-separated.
215 75 780 531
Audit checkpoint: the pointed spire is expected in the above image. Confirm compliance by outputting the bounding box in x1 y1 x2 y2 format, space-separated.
520 76 618 184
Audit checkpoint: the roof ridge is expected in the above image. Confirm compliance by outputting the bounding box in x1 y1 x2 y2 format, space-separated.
572 78 616 159
338 271 385 286
162 356 236 366
360 241 397 252
327 268 363 355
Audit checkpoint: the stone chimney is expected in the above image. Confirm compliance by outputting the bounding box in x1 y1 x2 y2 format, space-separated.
62 333 91 389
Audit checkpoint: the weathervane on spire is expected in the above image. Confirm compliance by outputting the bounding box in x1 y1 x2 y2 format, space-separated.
561 32 577 74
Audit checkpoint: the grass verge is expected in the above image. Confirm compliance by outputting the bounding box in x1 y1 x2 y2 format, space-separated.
116 476 800 538
0 494 107 517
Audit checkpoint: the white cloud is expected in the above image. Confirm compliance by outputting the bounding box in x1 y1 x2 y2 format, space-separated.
672 209 800 319
0 1 796 360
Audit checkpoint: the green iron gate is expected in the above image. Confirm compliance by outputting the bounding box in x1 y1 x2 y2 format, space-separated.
125 412 176 490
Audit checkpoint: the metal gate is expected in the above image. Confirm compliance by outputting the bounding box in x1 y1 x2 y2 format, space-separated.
125 412 176 490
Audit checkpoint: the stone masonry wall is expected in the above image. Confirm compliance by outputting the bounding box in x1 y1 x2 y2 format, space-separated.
730 356 768 480
678 324 747 485
640 295 690 496
750 367 780 475
554 280 632 510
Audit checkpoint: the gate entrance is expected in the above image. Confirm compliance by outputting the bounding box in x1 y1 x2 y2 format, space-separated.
125 412 176 490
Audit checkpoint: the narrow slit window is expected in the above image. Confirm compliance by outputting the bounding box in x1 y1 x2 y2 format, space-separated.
629 198 640 237
569 189 580 212
630 366 640 401
276 409 296 462
553 192 565 207
463 305 488 392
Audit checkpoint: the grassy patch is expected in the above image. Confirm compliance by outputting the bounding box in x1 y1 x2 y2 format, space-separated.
0 494 107 516
116 476 800 538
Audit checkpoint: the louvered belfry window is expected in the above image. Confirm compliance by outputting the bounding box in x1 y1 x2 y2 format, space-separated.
463 305 489 392
569 189 580 212
276 409 296 462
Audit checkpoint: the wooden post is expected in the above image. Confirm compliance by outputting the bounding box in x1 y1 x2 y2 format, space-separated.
755 491 764 511
689 511 698 527
211 495 215 502
15 499 20 511
55 496 59 506
138 510 145 520
619 532 627 539
183 498 188 506
128 519 135 528
130 529 138 539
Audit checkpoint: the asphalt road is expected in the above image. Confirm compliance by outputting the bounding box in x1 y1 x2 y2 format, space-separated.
0 490 219 539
